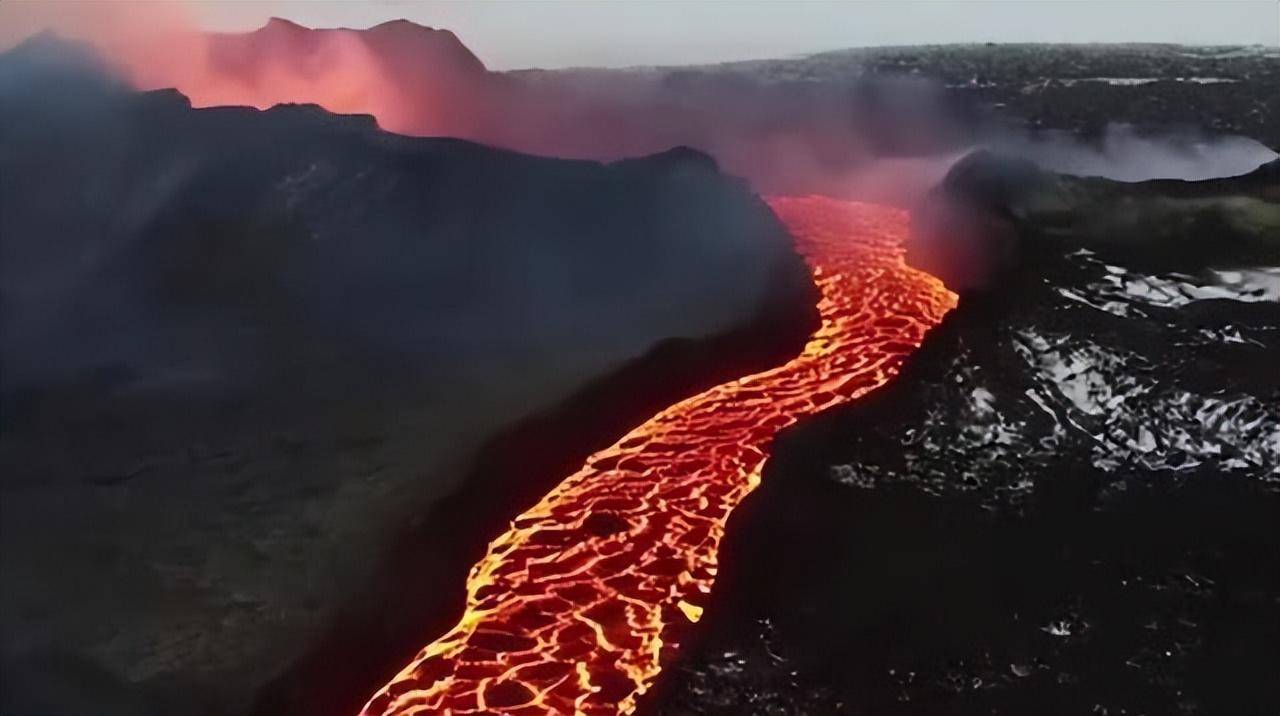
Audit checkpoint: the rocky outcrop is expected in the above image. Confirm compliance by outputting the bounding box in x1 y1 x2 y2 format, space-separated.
911 150 1280 290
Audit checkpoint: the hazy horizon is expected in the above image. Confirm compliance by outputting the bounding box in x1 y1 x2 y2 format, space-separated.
1 0 1277 70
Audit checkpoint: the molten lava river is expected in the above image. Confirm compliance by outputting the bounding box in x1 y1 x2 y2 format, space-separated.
360 197 957 715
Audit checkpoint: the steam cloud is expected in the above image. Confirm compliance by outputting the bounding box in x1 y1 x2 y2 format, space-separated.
6 2 1274 207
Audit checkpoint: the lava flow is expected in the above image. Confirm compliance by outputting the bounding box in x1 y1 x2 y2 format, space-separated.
360 197 957 716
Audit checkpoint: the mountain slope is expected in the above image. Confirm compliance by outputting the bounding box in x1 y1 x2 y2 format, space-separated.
0 38 815 716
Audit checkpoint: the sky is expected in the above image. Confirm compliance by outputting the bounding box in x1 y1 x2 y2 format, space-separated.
2 1 1278 70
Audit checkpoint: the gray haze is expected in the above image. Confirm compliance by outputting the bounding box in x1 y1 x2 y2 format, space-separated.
2 1 1278 70
185 0 1280 69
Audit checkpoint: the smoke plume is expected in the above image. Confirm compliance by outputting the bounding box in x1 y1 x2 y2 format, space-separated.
7 3 1274 208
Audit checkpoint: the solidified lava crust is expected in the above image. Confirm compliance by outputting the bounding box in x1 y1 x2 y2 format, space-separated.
358 197 957 715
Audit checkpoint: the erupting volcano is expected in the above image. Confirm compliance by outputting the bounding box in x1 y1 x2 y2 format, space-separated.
5 7 1278 716
358 198 957 715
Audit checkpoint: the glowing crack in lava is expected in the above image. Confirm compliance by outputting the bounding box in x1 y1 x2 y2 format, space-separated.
360 197 957 715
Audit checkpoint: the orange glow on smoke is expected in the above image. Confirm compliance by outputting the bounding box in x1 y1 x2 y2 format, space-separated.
358 197 957 715
35 16 958 202
69 19 493 139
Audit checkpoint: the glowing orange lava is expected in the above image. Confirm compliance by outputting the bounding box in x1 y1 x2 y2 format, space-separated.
359 197 957 715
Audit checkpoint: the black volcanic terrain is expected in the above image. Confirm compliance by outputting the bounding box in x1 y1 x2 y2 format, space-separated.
654 158 1280 715
2 18 1278 716
0 38 813 716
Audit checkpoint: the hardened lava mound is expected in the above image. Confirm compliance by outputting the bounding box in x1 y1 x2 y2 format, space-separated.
358 198 957 715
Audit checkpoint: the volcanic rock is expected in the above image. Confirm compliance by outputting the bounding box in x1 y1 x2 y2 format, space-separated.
0 37 815 716
654 159 1280 716
911 150 1280 289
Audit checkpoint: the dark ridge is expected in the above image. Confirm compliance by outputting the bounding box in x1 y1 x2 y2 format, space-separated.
613 145 722 174
1140 155 1280 197
1 40 813 716
260 17 309 34
260 101 380 131
250 234 819 716
910 150 1280 290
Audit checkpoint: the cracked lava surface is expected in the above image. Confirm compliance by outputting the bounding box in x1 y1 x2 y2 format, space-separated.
359 196 958 715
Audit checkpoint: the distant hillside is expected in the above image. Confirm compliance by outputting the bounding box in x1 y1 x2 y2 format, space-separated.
84 21 1278 201
703 43 1280 150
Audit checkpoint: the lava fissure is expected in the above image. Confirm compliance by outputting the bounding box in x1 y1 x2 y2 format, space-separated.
359 197 957 715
